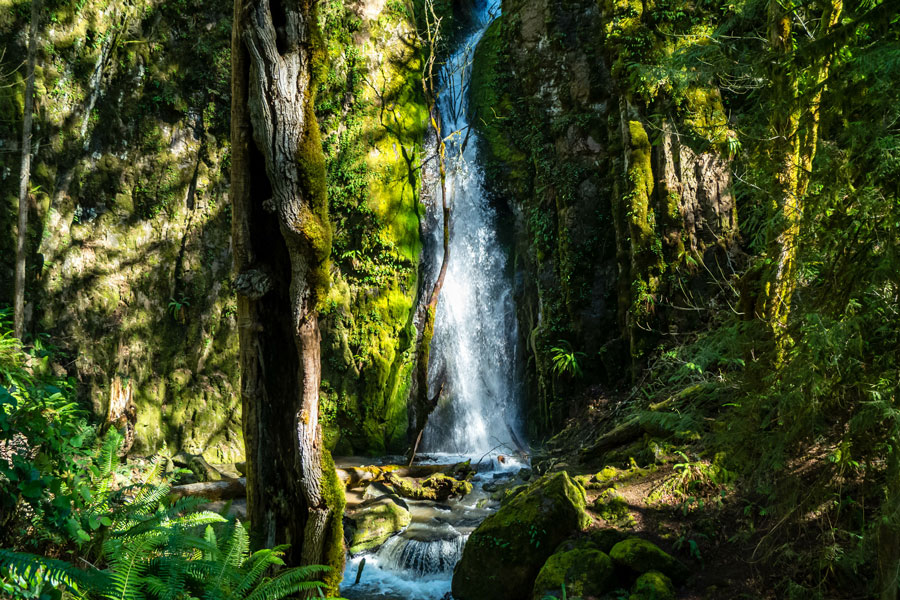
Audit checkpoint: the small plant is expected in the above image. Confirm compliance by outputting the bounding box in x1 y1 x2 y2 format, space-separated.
167 296 190 321
550 340 585 378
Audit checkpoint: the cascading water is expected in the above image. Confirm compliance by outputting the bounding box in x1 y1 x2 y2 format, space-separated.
420 0 523 456
341 2 525 597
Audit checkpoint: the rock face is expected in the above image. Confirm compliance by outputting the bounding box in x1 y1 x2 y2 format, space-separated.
469 0 741 431
531 547 614 599
452 472 592 600
0 0 428 458
344 495 411 555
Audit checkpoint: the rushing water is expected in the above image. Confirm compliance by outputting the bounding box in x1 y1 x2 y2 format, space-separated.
420 0 522 456
340 2 524 597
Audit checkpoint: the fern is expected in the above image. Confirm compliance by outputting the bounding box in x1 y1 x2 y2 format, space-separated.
0 548 110 597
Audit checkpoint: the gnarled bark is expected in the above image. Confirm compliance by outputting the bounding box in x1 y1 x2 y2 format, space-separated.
231 0 344 592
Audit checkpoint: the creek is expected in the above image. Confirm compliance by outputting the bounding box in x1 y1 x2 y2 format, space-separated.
339 1 525 597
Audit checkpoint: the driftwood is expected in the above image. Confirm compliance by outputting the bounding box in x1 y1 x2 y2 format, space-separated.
335 464 457 489
169 478 246 501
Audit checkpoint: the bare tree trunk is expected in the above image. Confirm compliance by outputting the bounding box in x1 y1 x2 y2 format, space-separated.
231 0 344 593
407 2 449 462
13 0 40 339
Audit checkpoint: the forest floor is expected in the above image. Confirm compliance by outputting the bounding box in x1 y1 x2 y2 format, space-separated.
538 389 780 600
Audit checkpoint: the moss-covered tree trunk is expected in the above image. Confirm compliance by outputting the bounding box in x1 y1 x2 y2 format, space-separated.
231 0 344 592
757 0 842 360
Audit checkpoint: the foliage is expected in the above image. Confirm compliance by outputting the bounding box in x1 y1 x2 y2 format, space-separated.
549 341 585 379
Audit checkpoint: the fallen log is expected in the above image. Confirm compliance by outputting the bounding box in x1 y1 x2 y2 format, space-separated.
169 478 246 501
335 464 458 489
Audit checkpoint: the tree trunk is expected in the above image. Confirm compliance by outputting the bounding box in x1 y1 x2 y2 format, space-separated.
231 0 344 593
13 0 40 340
757 0 842 361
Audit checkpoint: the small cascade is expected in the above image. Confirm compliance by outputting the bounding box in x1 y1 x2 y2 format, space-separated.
375 532 468 577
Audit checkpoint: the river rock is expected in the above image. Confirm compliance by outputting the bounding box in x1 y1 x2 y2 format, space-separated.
451 471 592 600
531 548 614 599
345 496 411 555
631 570 676 600
609 538 689 583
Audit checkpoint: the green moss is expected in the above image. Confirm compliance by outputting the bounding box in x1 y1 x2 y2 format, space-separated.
384 471 472 501
592 488 636 528
610 538 689 582
469 17 529 193
531 548 614 599
345 495 409 555
631 570 676 600
321 450 346 594
452 472 592 600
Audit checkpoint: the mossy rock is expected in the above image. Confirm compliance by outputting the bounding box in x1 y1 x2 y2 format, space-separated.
631 570 676 600
592 488 636 528
452 472 592 600
610 538 689 583
344 496 410 555
384 472 472 501
532 548 614 599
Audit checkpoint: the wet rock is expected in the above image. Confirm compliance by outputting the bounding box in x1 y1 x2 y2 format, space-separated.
518 467 533 481
345 496 411 555
452 472 592 600
384 472 473 501
631 570 676 600
532 547 614 599
610 538 689 583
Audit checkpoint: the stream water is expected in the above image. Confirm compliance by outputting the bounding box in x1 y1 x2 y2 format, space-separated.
340 1 524 597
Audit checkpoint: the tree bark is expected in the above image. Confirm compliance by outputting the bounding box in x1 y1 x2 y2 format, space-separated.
13 0 40 340
757 0 842 361
408 4 449 461
231 0 344 593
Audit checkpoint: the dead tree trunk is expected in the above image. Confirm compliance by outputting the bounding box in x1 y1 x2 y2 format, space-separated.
13 0 39 339
408 1 449 463
231 0 344 593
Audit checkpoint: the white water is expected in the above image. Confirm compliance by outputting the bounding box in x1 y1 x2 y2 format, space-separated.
420 0 522 456
340 2 525 597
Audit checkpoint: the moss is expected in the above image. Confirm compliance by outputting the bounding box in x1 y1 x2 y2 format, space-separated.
321 450 347 594
345 496 409 554
531 548 614 599
469 17 529 193
610 538 689 583
384 471 472 501
631 570 676 600
681 86 729 147
452 472 592 600
592 488 636 528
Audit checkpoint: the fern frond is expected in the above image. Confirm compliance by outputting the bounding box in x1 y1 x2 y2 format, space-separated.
242 567 328 600
0 548 110 595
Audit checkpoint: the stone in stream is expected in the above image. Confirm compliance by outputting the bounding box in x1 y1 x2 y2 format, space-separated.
451 472 592 600
344 495 411 555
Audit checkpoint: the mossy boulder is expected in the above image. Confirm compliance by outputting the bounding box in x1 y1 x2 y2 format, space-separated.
344 495 410 555
532 548 614 599
609 538 689 583
384 472 473 501
452 472 592 600
630 570 676 600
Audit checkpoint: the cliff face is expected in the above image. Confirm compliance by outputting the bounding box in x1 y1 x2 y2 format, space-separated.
470 0 739 431
0 0 429 458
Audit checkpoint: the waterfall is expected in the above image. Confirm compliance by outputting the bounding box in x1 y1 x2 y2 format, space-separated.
422 0 522 456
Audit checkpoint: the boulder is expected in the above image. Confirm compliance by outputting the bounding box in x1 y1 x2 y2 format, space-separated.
610 538 689 583
344 496 410 555
452 472 592 600
630 570 676 600
532 548 614 599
